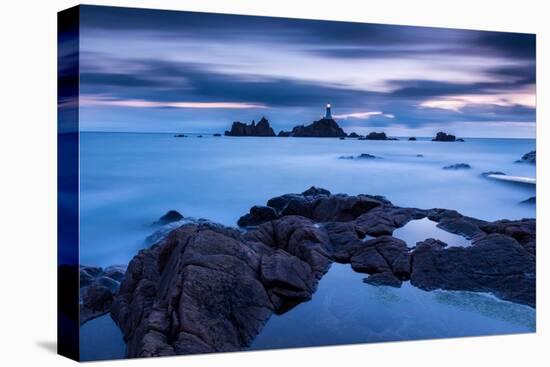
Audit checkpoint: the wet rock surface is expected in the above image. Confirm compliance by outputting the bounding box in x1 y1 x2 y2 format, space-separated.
111 187 536 357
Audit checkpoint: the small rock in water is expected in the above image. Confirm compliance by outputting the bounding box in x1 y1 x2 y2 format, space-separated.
520 196 536 205
156 210 184 224
409 137 417 141
516 150 536 164
339 153 379 160
443 163 471 170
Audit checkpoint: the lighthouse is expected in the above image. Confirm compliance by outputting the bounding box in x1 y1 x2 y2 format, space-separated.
325 103 332 119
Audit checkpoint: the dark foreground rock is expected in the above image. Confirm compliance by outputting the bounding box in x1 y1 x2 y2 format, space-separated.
289 118 346 137
411 233 535 307
111 217 331 357
516 150 536 164
112 187 535 357
80 265 126 325
225 117 276 137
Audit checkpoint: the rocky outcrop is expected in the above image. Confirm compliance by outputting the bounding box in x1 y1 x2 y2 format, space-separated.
111 188 536 357
225 117 276 137
289 118 346 138
408 137 417 141
277 131 291 137
432 132 459 142
410 233 535 307
111 216 332 357
516 150 536 164
348 132 360 138
80 265 126 325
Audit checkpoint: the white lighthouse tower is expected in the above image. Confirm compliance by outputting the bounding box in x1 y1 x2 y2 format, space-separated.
325 103 332 119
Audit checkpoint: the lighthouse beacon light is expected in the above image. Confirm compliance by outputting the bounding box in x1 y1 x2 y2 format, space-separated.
325 103 332 119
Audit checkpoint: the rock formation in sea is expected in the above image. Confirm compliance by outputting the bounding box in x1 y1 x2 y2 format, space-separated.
287 117 346 138
408 137 417 141
110 187 535 357
432 132 463 142
516 150 536 164
225 117 276 137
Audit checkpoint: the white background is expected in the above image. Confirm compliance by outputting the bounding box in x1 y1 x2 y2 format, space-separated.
0 0 547 365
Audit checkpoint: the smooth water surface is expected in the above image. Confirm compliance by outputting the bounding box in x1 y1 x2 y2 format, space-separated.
80 133 535 266
80 314 126 361
250 264 535 350
393 218 471 247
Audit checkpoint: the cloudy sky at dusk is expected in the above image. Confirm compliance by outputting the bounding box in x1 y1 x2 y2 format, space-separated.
78 5 536 137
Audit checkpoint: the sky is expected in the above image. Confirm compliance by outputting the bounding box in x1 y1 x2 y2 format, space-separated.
77 5 536 138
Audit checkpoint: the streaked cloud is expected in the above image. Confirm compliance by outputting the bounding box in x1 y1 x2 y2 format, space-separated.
80 95 266 109
333 111 395 119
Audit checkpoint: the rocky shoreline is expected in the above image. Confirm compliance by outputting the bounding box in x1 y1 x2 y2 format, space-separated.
77 187 537 358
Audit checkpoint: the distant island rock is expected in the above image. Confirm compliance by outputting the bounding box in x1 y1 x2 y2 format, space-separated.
225 117 276 137
288 117 346 138
278 131 291 137
348 132 361 138
432 132 464 142
173 134 187 138
358 132 398 141
516 150 536 164
408 137 417 141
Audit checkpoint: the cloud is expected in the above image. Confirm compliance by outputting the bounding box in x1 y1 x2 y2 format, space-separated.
76 5 536 136
333 111 394 119
80 96 266 109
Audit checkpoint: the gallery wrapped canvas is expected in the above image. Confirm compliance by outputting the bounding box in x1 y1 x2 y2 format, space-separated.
58 5 536 362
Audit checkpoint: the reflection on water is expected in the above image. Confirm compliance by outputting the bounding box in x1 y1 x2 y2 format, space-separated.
80 314 126 361
250 264 535 350
393 217 471 247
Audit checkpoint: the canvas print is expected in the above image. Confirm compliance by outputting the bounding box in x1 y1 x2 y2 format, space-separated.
58 5 536 361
